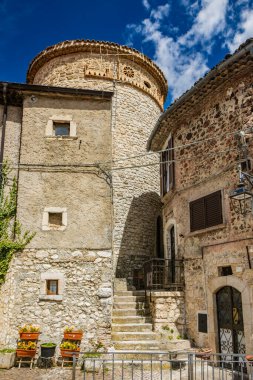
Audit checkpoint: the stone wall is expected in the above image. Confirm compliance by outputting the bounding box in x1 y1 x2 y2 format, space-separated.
161 64 253 349
147 291 185 334
0 248 112 349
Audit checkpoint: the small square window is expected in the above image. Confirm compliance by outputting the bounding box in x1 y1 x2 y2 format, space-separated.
46 280 58 295
218 266 233 276
198 313 207 333
53 122 70 136
48 212 62 227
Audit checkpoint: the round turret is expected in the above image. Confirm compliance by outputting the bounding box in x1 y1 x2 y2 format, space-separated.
27 39 168 279
27 40 167 109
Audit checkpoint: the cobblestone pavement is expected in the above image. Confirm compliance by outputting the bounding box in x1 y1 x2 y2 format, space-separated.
0 363 239 380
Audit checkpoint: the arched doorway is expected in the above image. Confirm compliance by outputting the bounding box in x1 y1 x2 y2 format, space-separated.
216 286 245 355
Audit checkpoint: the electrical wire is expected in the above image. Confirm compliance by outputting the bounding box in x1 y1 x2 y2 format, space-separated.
0 124 244 169
1 146 240 173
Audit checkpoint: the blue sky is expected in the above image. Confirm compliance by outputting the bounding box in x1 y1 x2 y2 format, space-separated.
0 0 253 106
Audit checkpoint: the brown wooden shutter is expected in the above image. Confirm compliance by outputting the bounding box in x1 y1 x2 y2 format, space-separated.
205 191 223 228
190 198 205 232
190 191 223 232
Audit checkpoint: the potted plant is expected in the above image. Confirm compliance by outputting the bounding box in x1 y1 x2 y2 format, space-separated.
19 325 40 340
16 341 37 358
40 342 57 358
64 326 83 341
60 341 80 358
82 339 106 373
0 348 16 369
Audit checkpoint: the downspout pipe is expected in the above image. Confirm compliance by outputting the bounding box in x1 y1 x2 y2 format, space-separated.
0 83 8 177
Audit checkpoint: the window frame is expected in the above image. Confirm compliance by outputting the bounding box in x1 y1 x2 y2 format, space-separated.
42 207 67 231
53 121 70 137
160 136 175 197
46 279 59 295
45 115 77 139
39 271 65 301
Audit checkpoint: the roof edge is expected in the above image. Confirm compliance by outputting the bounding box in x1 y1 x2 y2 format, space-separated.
147 38 253 151
0 81 113 99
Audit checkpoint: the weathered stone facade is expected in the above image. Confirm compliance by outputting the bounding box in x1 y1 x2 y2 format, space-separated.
149 39 253 353
0 40 167 347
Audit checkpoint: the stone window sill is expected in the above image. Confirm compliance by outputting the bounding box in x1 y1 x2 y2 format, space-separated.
45 136 78 140
42 225 67 231
186 223 227 237
39 295 63 302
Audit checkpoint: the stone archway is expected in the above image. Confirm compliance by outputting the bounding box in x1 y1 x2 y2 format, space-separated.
207 276 253 354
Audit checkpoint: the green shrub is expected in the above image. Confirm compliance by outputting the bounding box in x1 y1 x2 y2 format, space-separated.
0 162 35 285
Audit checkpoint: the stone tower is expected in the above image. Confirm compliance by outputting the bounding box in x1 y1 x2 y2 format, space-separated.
0 40 167 347
27 40 168 279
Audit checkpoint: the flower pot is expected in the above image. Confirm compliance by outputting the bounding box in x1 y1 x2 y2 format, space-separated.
196 349 212 360
16 349 36 358
41 343 56 358
19 332 40 340
64 332 83 341
0 352 16 369
60 348 80 358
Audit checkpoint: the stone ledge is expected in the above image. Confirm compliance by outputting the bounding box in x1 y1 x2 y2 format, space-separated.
39 295 63 302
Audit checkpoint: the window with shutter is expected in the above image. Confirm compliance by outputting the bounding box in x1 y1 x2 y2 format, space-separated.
160 137 175 196
190 191 223 232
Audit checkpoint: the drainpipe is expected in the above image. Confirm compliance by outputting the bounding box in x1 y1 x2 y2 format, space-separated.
0 83 8 179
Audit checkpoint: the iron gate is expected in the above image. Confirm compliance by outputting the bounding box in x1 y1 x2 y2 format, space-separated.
216 286 246 366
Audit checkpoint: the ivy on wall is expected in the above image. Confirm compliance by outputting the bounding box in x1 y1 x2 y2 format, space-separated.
0 162 34 285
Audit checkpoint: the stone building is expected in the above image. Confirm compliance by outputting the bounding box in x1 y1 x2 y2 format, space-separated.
0 40 167 347
148 39 253 355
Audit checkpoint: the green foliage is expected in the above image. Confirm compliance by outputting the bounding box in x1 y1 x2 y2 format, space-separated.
0 348 16 353
41 343 56 348
0 162 35 285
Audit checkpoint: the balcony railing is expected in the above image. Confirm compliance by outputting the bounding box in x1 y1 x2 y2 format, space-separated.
143 258 184 291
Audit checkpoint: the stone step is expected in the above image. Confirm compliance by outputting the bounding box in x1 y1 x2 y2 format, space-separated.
112 316 152 324
114 279 128 292
113 302 146 310
114 290 146 297
100 360 171 371
112 332 157 341
112 323 153 332
114 295 145 302
113 341 160 350
112 309 149 317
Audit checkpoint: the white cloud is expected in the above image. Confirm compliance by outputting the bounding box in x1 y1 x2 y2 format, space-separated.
226 8 253 52
142 0 150 10
150 4 170 20
180 0 229 47
140 13 208 99
127 0 252 102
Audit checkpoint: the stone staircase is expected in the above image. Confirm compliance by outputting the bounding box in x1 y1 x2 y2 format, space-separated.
112 280 159 351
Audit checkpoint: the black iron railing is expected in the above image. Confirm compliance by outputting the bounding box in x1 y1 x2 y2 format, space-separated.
143 258 184 291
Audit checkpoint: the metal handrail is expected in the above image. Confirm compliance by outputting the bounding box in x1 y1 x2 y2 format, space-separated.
143 258 184 291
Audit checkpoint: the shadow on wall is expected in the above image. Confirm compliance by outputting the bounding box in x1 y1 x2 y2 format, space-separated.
116 191 162 284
